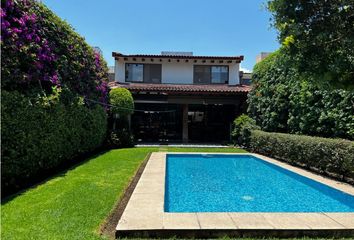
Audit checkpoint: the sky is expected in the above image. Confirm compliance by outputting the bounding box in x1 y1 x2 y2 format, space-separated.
43 0 279 72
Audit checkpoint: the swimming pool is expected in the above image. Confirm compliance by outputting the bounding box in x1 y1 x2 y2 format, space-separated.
165 154 354 212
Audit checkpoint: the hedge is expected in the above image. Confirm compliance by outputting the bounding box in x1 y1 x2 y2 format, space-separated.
248 50 354 140
1 91 107 194
249 130 354 182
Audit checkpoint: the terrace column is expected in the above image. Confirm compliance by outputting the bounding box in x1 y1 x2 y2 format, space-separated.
182 104 189 143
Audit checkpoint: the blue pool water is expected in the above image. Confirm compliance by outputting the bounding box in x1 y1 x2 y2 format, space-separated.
164 154 354 212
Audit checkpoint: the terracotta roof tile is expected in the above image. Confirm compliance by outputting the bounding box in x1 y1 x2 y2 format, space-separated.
112 52 244 62
108 82 250 95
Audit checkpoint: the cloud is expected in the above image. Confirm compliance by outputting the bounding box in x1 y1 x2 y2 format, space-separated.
240 64 252 73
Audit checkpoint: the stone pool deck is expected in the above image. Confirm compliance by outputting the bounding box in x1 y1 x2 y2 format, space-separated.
116 152 354 238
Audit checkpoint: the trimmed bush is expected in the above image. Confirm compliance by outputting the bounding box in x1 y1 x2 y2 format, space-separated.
109 88 134 116
1 91 107 194
249 130 354 181
231 114 259 146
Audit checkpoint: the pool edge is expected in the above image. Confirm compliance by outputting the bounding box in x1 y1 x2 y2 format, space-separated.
115 152 354 238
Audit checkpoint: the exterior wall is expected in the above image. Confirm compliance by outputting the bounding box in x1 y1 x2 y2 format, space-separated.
114 58 240 85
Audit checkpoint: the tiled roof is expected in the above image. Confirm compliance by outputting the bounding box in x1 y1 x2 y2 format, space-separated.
112 52 244 62
108 82 250 94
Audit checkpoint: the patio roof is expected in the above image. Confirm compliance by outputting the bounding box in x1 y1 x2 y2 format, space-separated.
108 82 251 95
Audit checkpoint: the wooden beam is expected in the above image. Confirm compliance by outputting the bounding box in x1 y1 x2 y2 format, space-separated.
124 57 128 61
219 60 224 63
151 58 154 62
177 59 180 62
142 58 145 62
194 60 197 63
211 60 215 63
159 59 162 62
185 59 189 62
133 58 136 61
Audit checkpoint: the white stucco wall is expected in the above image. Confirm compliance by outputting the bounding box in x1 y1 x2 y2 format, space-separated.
114 58 240 85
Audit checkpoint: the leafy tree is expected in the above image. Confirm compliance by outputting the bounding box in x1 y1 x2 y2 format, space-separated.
267 0 354 88
248 50 298 132
248 50 354 140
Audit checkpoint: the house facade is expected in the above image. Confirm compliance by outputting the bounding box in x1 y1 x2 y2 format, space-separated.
109 51 250 143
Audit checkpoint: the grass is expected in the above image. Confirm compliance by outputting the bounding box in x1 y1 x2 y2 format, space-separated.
1 147 246 240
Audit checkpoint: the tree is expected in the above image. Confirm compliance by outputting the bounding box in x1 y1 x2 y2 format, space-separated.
268 0 354 88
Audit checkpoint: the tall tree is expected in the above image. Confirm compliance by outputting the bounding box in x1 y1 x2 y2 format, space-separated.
268 0 354 88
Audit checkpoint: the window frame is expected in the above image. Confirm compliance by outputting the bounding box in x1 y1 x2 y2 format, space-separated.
125 63 162 83
193 65 229 84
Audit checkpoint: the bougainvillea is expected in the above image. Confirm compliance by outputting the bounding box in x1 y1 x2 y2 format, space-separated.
1 0 108 102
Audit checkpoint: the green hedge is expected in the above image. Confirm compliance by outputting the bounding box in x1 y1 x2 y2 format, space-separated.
248 50 354 140
249 130 354 181
1 91 107 194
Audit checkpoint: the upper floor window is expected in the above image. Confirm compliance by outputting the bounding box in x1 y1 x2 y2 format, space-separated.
194 65 228 84
125 63 161 83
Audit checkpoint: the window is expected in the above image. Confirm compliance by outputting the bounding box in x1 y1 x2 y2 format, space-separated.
193 65 228 84
211 66 228 83
194 66 211 84
126 64 143 82
125 63 161 83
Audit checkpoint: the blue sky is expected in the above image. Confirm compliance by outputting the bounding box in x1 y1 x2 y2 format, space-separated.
43 0 279 72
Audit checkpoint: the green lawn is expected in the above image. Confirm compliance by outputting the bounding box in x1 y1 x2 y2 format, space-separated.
1 147 246 240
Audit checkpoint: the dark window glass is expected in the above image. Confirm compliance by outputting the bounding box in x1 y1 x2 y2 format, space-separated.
126 64 143 82
194 65 228 84
144 64 162 83
211 66 228 83
125 63 161 83
194 65 211 84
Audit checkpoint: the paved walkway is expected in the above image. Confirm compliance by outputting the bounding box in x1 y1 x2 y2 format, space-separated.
136 143 230 148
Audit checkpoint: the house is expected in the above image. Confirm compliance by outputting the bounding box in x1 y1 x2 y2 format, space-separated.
108 51 251 143
240 71 252 85
256 52 271 63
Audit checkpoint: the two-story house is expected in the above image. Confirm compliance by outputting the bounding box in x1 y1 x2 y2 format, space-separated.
108 51 251 143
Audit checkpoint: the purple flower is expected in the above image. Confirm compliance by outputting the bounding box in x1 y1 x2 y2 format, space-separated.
5 0 14 10
50 73 59 85
34 35 40 43
12 27 22 33
26 33 33 40
0 9 6 18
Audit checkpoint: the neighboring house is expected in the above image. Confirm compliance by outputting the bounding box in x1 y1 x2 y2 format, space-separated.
109 51 251 143
108 66 115 82
239 71 252 85
256 52 271 63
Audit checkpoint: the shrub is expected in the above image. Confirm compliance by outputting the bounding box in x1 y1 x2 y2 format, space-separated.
1 91 107 194
249 130 354 181
1 0 108 101
231 114 259 146
107 129 134 149
1 0 109 195
109 88 134 116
